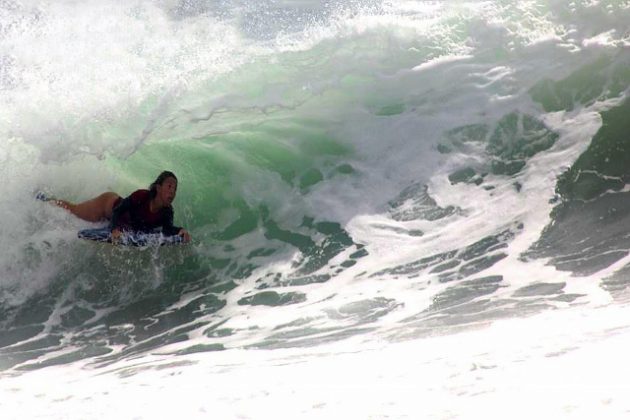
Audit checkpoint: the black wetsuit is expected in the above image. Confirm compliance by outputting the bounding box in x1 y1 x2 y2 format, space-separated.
110 189 182 235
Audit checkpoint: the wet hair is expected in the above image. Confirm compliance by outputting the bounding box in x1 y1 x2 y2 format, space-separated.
149 171 178 198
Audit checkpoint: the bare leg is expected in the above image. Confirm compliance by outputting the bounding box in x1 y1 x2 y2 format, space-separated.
53 192 121 223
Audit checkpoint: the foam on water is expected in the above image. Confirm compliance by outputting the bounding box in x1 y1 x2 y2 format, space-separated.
3 301 630 419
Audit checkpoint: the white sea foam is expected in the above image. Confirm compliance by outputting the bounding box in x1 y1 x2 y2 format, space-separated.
3 301 630 419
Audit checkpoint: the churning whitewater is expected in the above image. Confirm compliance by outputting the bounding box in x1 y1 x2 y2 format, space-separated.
2 0 630 418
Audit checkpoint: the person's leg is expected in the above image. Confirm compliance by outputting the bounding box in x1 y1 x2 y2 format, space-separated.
53 192 121 223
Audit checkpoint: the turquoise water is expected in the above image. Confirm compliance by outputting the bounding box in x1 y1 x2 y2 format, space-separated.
2 1 630 417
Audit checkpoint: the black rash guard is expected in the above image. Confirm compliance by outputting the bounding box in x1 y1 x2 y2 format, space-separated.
110 189 182 236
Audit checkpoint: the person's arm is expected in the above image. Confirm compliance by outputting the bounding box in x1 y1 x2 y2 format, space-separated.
162 207 191 242
110 195 133 231
110 195 135 243
161 207 182 236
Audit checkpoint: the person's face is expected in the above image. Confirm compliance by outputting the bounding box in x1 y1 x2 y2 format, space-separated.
157 177 177 205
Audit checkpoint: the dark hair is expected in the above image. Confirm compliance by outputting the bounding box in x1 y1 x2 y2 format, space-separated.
149 171 178 198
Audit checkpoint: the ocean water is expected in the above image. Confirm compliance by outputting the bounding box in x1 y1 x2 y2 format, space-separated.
1 0 630 418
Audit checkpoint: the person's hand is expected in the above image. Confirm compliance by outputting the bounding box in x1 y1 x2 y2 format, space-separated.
111 228 122 244
178 229 191 243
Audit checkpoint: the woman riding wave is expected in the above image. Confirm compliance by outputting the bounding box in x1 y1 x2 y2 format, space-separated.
40 171 191 243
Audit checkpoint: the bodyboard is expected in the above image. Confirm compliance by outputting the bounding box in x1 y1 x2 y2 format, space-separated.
78 227 183 247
